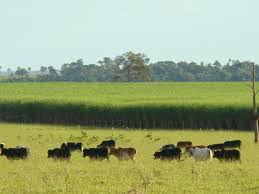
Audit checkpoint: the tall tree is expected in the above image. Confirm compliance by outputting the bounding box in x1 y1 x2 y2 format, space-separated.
40 66 48 75
48 66 58 76
115 51 150 82
7 68 12 75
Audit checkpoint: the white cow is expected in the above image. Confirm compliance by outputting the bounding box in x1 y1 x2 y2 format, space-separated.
189 147 213 161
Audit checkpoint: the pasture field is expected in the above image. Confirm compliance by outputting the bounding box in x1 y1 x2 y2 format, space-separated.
0 123 259 194
0 82 255 129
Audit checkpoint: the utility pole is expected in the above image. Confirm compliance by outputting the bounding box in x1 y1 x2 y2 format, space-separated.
252 63 258 143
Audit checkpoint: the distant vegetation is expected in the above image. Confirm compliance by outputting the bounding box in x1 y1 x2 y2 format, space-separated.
0 51 257 82
0 82 254 130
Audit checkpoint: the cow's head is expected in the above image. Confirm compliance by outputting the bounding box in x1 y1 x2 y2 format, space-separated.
109 147 118 155
188 148 194 157
61 143 67 149
153 152 161 159
82 149 89 157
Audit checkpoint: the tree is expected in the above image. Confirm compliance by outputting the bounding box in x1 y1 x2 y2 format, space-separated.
60 59 86 81
114 51 150 82
40 66 48 75
98 57 120 81
7 68 12 75
48 66 58 77
252 63 259 143
15 67 28 77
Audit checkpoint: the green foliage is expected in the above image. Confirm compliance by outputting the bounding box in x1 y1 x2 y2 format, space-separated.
1 56 258 82
0 82 255 129
0 123 258 193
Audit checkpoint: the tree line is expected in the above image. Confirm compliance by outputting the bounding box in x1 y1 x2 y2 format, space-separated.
0 51 257 82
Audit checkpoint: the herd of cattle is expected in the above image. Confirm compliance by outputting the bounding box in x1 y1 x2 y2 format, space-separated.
0 139 241 162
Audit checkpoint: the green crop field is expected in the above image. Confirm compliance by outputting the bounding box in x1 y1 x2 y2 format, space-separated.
0 123 258 193
0 82 253 106
0 82 255 129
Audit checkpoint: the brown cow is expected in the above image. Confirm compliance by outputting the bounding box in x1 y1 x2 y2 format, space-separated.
110 147 136 160
177 141 192 148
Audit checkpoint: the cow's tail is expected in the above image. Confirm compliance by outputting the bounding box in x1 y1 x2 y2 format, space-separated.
208 149 213 161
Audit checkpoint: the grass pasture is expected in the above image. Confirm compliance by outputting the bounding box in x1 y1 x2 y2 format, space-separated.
0 82 255 129
0 123 258 193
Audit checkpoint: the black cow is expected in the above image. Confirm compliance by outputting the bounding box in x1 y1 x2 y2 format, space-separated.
160 144 175 150
16 146 31 156
214 149 240 161
207 143 224 151
154 147 182 160
61 142 82 152
97 140 115 149
83 147 109 160
1 147 30 159
223 140 241 150
48 147 71 159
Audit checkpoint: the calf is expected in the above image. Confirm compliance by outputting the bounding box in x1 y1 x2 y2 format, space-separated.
160 144 175 150
189 147 213 161
48 147 71 160
1 147 30 160
97 140 115 149
83 147 109 160
61 142 82 152
214 149 240 161
110 147 137 160
177 141 192 148
207 143 224 151
223 140 241 150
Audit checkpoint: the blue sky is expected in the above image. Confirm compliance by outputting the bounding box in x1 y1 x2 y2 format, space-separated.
0 0 258 70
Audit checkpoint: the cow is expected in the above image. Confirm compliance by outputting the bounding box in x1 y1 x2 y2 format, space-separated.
97 140 115 149
154 147 181 160
0 143 5 150
0 143 5 155
177 141 192 148
189 147 213 161
1 147 30 160
207 143 224 151
109 147 137 160
160 144 175 150
83 147 109 160
48 147 71 160
61 142 82 152
214 149 240 161
223 140 241 150
16 146 31 156
184 145 207 154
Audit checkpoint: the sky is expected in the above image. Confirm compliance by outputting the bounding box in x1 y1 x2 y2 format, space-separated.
0 0 259 70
